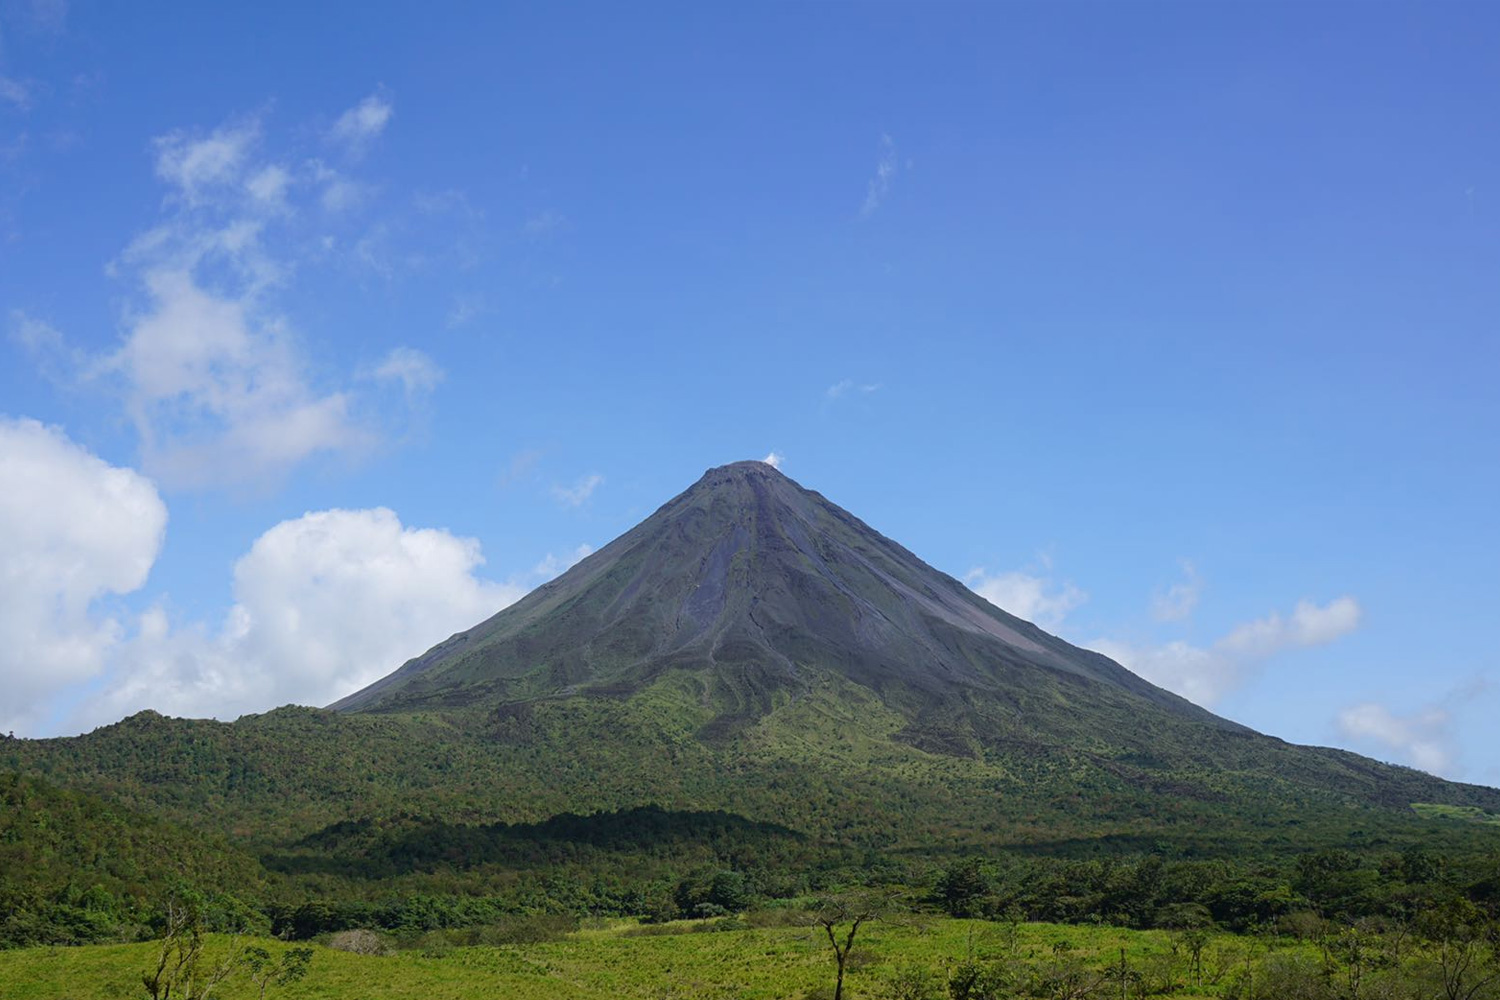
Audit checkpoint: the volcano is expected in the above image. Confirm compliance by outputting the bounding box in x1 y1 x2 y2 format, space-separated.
333 460 1232 745
12 460 1500 851
324 460 1495 818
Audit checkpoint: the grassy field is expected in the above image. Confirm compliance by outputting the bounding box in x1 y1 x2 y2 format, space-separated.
0 916 1285 1000
1411 801 1500 825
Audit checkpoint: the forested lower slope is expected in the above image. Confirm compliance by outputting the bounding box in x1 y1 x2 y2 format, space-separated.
0 773 263 946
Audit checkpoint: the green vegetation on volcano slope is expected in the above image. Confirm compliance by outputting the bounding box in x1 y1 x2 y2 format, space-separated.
0 773 263 947
6 666 1499 857
8 756 1500 960
8 663 1500 954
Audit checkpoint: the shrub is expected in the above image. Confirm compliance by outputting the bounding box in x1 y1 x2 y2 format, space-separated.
327 928 389 956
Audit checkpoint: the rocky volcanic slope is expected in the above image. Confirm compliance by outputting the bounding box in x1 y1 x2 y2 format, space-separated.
335 462 1227 733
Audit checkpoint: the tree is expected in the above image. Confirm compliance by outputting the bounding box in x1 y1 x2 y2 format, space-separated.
1102 948 1142 1000
1433 921 1500 1000
937 858 990 918
242 946 313 1000
141 898 242 1000
815 895 882 1000
1037 939 1107 1000
1318 919 1390 1000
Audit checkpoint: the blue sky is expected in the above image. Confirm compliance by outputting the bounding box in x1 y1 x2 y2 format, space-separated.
1 2 1496 783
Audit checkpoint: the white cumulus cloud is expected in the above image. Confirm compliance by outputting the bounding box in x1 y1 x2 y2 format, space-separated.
0 418 166 735
1218 597 1362 659
79 508 524 728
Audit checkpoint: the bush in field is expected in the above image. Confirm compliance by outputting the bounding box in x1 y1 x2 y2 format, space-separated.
327 928 389 955
882 963 942 1000
675 868 754 917
936 859 991 918
946 959 1008 1000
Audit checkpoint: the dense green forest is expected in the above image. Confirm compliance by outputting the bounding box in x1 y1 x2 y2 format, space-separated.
7 695 1498 854
7 758 1500 954
6 690 1500 954
0 774 262 947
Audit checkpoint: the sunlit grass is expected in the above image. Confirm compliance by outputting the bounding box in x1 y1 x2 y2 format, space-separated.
0 917 1287 1000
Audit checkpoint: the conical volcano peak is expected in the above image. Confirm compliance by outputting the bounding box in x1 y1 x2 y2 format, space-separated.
691 458 792 489
332 461 1235 738
714 458 785 474
659 457 822 535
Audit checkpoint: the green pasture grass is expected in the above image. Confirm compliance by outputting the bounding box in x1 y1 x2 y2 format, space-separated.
0 917 1282 1000
1411 802 1500 825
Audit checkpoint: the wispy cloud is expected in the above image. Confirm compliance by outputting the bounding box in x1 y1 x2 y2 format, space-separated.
1334 679 1487 777
531 544 595 581
446 293 485 328
9 309 83 379
553 472 604 508
368 347 443 397
0 77 33 111
498 448 542 488
1151 560 1201 622
9 309 62 352
860 133 898 218
152 117 261 206
762 451 784 470
523 209 568 237
308 159 370 213
19 0 69 37
1337 702 1454 775
14 102 441 490
1089 596 1362 707
329 92 393 155
967 567 1087 629
246 164 291 209
101 126 354 485
826 378 882 400
1217 597 1362 659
